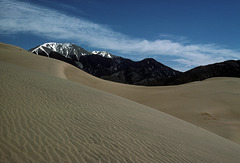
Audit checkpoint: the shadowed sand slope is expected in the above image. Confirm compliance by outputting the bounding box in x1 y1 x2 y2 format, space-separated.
1 54 240 162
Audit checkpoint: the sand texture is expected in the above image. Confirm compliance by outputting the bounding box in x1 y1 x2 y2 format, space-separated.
1 43 240 162
65 60 240 144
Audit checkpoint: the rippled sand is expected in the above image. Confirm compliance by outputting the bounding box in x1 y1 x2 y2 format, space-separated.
65 58 240 145
1 43 240 162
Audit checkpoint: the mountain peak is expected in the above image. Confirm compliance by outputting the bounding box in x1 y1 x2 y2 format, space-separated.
31 42 90 58
30 42 118 59
141 58 157 62
91 50 116 58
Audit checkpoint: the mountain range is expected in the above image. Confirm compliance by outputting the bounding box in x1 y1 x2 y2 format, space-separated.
30 43 180 85
30 43 240 85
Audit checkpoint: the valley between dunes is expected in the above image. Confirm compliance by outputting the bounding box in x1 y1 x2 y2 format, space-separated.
1 42 240 162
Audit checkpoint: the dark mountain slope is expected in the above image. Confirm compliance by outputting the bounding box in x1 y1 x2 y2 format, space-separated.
158 60 240 85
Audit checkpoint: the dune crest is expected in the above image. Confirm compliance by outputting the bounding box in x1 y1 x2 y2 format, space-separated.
0 43 67 79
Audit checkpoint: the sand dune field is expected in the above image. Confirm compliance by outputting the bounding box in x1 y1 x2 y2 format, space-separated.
64 55 240 145
1 43 240 162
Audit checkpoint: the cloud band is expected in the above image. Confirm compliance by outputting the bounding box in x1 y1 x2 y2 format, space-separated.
1 0 239 71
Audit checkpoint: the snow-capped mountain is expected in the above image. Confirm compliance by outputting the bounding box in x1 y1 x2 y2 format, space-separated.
91 51 116 58
30 43 181 85
30 42 116 59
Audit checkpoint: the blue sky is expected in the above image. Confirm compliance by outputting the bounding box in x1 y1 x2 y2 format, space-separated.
0 0 240 71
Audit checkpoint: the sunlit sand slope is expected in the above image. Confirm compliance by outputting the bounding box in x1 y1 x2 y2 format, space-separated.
65 62 240 144
1 59 240 162
1 43 240 162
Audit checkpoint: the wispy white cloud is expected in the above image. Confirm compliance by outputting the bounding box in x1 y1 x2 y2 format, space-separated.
158 33 189 43
1 0 239 71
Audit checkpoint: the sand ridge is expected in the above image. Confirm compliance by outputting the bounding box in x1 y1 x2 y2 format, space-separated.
0 43 67 79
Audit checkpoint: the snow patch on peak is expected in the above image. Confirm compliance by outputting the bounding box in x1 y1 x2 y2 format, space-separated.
42 42 73 51
92 51 100 54
31 42 81 58
91 51 114 58
31 42 118 59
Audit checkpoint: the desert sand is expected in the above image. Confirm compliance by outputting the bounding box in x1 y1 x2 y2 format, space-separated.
64 56 240 145
1 42 240 162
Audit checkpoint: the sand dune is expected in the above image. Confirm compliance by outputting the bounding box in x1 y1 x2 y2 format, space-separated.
64 57 240 144
1 43 240 162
